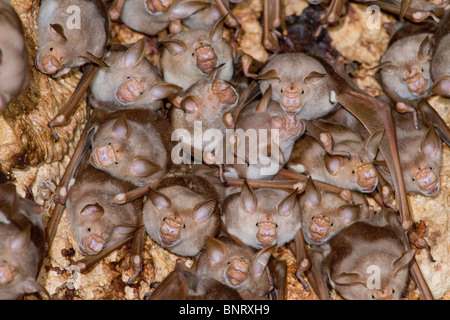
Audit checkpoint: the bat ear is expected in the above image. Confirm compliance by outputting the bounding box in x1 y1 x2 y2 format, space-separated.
170 0 211 19
256 85 272 112
304 71 326 84
209 63 225 82
429 75 450 97
418 35 432 61
150 82 182 101
0 183 19 221
122 38 146 69
277 189 298 217
159 39 186 56
112 114 130 140
205 238 228 264
210 14 226 44
192 198 218 222
251 245 275 278
361 129 384 161
338 204 361 223
332 272 366 287
80 203 105 218
373 61 398 73
50 23 67 41
147 189 171 210
113 225 139 236
305 177 321 207
392 249 415 277
21 278 49 297
420 125 440 156
240 179 258 213
130 157 161 177
9 224 31 253
324 154 347 176
180 96 200 114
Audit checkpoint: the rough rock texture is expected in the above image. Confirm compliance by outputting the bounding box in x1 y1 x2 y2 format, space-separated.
2 0 448 300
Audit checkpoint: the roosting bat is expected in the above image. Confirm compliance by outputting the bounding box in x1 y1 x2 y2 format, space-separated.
0 0 29 111
0 184 47 299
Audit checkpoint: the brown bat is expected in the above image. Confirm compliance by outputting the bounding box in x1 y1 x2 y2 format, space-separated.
299 178 374 246
221 180 302 250
158 15 235 90
430 8 450 97
89 38 182 112
246 52 413 234
65 160 143 272
289 120 381 193
142 171 221 257
194 236 279 298
169 65 239 150
0 184 47 300
35 0 110 78
262 0 282 51
0 0 29 111
120 0 211 36
148 258 244 300
307 208 419 300
182 0 242 29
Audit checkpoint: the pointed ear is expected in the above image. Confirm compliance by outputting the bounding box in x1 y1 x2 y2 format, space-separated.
9 224 31 253
430 75 450 96
50 23 67 41
112 114 130 139
420 125 440 156
150 82 182 100
251 245 275 278
205 238 228 265
240 179 257 213
81 52 109 67
304 71 326 84
256 85 272 112
305 177 321 207
209 63 225 81
210 14 226 44
130 157 161 177
254 69 280 82
324 154 347 176
0 183 19 220
333 272 366 286
180 96 200 114
373 61 398 73
21 278 49 297
80 203 105 218
277 189 298 217
418 35 432 61
113 225 139 236
192 198 218 222
170 0 211 19
362 129 384 161
392 249 415 277
122 38 146 69
147 188 171 210
159 39 186 56
338 204 361 223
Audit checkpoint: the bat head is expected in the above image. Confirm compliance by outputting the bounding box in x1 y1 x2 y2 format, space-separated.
145 0 174 14
35 24 70 77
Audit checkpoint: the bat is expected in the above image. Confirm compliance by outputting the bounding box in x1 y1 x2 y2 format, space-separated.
0 0 29 111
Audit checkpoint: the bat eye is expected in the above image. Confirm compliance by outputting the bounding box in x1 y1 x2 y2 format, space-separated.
227 261 231 265
280 89 283 93
301 90 304 94
162 217 166 222
412 178 416 181
87 228 91 232
127 76 130 80
192 53 195 57
50 47 54 52
392 289 395 294
352 170 356 174
421 69 424 73
114 161 118 165
330 222 334 226
371 294 375 299
275 224 278 228
182 224 186 229
429 167 432 170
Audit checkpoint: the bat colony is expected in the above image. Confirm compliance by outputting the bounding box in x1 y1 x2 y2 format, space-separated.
0 0 449 300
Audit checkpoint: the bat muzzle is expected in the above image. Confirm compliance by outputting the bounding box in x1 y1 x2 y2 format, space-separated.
159 215 183 247
417 169 439 196
90 145 117 169
256 220 277 248
80 234 105 255
195 43 218 75
116 78 145 104
309 215 331 243
226 258 249 287
0 264 18 285
281 88 302 112
356 164 378 193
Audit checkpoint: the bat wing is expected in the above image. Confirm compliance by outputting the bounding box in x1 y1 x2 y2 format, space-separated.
417 98 450 146
336 90 412 231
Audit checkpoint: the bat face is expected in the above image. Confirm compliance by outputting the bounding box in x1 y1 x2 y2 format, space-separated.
36 0 109 78
300 180 372 245
170 75 238 139
90 40 178 111
378 114 442 196
66 166 142 256
89 111 170 187
379 33 433 101
258 53 338 120
0 0 29 110
290 122 379 193
222 182 301 249
0 184 45 300
143 179 221 256
326 221 415 300
195 237 275 297
158 21 234 90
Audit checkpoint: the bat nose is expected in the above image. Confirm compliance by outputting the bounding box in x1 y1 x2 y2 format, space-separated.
374 288 393 300
357 164 378 192
309 215 331 240
0 264 18 285
417 169 439 195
